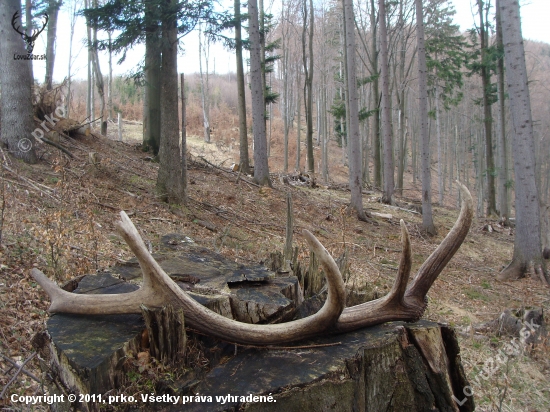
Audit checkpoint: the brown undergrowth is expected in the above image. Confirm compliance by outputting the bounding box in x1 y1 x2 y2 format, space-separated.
0 123 548 411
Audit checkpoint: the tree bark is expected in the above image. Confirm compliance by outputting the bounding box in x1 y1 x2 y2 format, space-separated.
25 0 33 81
91 0 106 135
379 0 394 204
85 0 92 133
498 0 548 283
235 0 250 174
495 0 510 224
435 82 444 205
416 0 436 235
156 0 185 204
248 0 271 186
0 0 37 163
141 305 187 365
45 0 62 90
302 0 315 173
343 0 369 221
477 0 497 217
296 66 302 172
181 73 188 204
370 0 381 188
198 24 211 144
143 1 161 155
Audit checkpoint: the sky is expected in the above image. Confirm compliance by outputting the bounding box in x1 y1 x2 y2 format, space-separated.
28 0 550 84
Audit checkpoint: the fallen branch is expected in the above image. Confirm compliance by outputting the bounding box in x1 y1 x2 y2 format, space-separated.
41 137 75 159
0 352 37 399
386 205 421 215
199 156 260 188
0 354 40 383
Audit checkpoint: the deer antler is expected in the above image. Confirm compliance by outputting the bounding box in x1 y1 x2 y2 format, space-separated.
31 182 473 344
31 213 346 345
334 181 473 332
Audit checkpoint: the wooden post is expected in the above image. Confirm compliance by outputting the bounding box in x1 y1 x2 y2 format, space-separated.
117 112 122 141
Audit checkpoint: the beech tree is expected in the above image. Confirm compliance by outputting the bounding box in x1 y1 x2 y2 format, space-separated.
476 0 497 216
416 0 436 235
378 0 394 205
497 0 549 284
302 0 314 172
44 0 63 90
234 0 250 174
249 0 271 186
343 0 369 221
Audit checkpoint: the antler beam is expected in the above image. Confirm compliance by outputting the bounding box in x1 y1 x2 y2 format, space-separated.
31 214 346 345
31 182 473 345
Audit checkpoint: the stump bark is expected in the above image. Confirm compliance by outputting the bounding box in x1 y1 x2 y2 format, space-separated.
141 305 186 364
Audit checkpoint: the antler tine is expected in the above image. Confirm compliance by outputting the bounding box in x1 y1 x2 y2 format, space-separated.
385 220 412 304
32 213 346 345
334 182 473 333
404 180 473 305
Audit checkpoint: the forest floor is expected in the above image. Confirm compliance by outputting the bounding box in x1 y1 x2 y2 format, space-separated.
0 120 549 411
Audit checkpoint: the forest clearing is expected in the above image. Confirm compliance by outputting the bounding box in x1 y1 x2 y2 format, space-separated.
1 0 550 410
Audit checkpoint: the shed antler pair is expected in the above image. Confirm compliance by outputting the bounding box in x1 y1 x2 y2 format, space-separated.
31 182 473 345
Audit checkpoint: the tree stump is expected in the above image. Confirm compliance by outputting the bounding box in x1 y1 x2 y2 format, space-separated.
182 321 473 412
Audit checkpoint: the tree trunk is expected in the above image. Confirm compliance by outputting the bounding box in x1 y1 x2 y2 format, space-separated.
107 30 113 121
302 0 315 173
0 0 37 163
156 0 185 204
379 0 394 205
477 0 497 217
198 24 211 144
181 73 188 204
248 0 271 186
91 0 106 135
45 0 62 90
143 1 161 155
416 0 436 235
498 0 548 284
370 0 381 188
25 0 33 81
235 0 250 174
495 0 510 224
343 0 369 221
435 82 444 205
296 67 302 172
85 0 92 132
